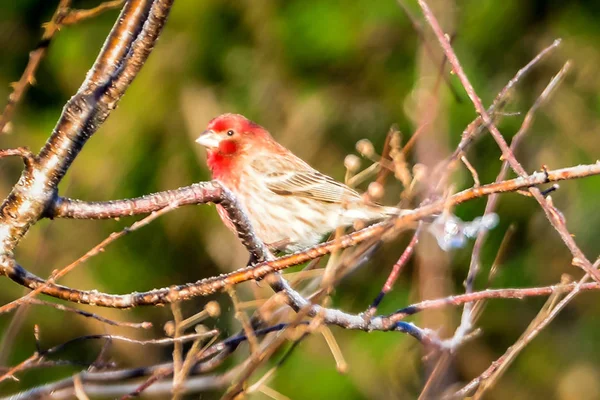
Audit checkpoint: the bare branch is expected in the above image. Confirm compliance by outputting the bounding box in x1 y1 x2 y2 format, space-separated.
365 223 422 318
0 0 174 256
47 181 271 263
0 329 217 384
417 0 600 283
61 1 125 26
456 61 572 343
1 163 597 308
432 38 562 184
0 200 180 315
0 147 35 171
452 261 600 399
25 298 151 329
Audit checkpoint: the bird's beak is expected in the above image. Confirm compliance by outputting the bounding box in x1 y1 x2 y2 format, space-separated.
195 130 221 149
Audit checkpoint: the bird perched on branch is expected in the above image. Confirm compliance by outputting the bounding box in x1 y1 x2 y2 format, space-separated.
196 113 399 252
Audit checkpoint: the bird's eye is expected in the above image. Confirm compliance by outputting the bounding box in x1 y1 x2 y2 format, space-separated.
227 130 235 136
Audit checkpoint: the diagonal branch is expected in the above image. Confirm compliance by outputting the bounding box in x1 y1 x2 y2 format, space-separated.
0 0 174 257
46 181 271 263
455 61 572 341
0 0 124 135
416 0 600 283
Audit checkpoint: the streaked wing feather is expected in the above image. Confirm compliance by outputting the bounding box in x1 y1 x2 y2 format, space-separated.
250 154 362 204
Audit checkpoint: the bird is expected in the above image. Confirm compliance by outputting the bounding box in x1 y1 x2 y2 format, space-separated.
196 113 399 253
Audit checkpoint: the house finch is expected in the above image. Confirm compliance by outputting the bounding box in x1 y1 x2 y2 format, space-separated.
196 113 398 252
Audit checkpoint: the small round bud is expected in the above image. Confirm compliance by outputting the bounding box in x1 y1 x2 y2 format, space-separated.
367 181 384 200
560 273 572 284
204 301 221 318
195 324 209 334
412 163 427 181
2 122 13 134
164 321 175 337
344 154 361 173
356 139 375 157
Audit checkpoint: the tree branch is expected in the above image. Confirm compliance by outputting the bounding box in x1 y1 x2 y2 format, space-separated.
1 163 597 308
417 0 600 283
0 0 174 256
0 0 124 135
46 181 271 263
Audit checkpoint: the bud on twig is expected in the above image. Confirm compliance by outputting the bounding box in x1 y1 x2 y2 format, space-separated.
367 181 384 200
356 139 375 157
344 154 361 173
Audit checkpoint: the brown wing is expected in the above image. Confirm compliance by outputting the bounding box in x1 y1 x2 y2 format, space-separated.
250 153 363 204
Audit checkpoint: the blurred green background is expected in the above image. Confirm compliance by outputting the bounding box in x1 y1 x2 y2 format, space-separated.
1 0 600 398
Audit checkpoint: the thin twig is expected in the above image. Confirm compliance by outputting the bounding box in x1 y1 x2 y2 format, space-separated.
0 147 35 170
453 262 599 399
61 1 125 26
365 223 422 317
0 0 126 135
0 202 180 315
453 60 572 347
387 278 600 324
25 298 151 329
417 0 600 284
431 38 562 187
0 330 218 383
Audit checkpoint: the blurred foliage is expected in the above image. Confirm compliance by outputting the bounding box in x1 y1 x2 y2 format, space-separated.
0 0 600 398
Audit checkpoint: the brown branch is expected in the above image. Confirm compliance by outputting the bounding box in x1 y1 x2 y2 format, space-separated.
223 308 311 399
0 0 126 135
3 323 299 399
25 298 151 329
459 39 562 153
0 0 174 257
2 163 597 309
0 0 70 135
417 0 600 284
432 38 562 186
365 223 422 318
451 263 599 399
47 181 271 263
455 61 572 341
61 1 125 26
6 274 600 399
0 201 180 315
10 373 233 400
13 351 231 400
418 0 527 177
16 269 600 397
387 279 600 324
0 330 218 384
0 147 35 171
48 182 221 219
